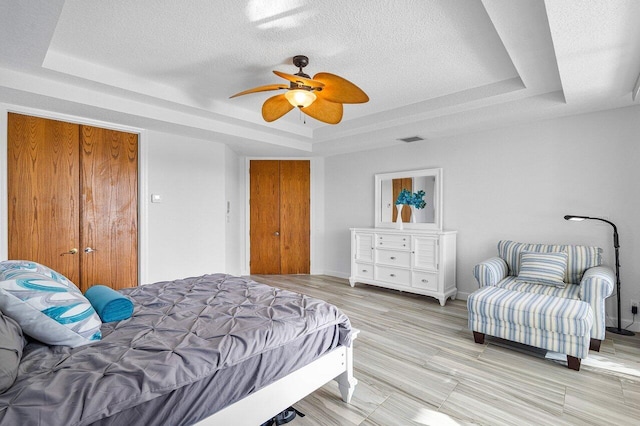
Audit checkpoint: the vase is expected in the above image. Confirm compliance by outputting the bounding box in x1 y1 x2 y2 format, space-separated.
396 204 404 229
411 206 417 223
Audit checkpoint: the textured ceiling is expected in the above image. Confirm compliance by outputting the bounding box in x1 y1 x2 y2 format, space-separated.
1 0 639 156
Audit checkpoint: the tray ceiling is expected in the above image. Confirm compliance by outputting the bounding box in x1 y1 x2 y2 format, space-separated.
1 0 639 156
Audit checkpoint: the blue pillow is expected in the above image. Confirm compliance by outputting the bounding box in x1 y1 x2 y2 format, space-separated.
0 273 102 347
85 285 134 323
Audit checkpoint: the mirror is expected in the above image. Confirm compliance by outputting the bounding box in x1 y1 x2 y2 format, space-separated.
374 168 443 230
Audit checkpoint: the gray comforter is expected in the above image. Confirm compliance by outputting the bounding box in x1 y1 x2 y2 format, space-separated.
0 274 352 425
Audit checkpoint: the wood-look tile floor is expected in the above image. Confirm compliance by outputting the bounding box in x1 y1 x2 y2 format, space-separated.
249 275 640 426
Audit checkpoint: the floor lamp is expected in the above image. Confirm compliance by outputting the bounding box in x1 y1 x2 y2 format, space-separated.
564 215 635 336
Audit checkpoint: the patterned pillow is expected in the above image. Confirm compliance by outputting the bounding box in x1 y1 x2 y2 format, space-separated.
0 260 75 288
517 251 568 287
0 273 101 347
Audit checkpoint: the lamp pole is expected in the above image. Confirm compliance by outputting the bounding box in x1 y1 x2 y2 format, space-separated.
564 215 634 336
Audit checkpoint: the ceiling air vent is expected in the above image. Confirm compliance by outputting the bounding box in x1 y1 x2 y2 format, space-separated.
398 136 424 143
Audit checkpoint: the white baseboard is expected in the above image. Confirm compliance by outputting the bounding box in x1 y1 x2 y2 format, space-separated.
606 314 640 333
323 270 350 280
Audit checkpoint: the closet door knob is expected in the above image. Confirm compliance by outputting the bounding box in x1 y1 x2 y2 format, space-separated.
84 247 96 253
60 248 78 256
274 231 280 236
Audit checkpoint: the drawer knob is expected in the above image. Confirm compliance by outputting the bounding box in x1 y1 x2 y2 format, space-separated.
390 256 396 260
390 274 396 277
422 279 428 283
362 269 368 273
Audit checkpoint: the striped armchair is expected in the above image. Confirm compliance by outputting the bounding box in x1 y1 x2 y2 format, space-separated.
472 240 614 352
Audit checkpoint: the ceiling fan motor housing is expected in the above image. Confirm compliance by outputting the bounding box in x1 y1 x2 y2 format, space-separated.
292 55 309 69
292 55 312 81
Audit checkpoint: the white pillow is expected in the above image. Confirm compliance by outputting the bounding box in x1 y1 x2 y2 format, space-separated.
0 273 101 347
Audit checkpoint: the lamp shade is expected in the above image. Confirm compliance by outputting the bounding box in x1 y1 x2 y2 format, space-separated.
564 215 589 221
284 89 316 108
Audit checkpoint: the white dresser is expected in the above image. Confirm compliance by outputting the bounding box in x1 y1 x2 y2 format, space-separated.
349 228 457 306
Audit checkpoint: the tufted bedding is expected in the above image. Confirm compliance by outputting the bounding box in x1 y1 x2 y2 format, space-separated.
0 274 353 425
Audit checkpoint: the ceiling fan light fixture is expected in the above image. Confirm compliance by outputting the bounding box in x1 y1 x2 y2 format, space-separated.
284 89 317 108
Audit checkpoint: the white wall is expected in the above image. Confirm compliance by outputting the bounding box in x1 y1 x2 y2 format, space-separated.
145 131 227 283
324 105 640 330
225 146 242 275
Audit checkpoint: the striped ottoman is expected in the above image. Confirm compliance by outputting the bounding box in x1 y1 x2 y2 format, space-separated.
467 286 593 371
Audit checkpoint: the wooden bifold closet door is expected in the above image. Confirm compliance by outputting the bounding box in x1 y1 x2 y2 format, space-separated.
250 160 310 274
7 113 138 292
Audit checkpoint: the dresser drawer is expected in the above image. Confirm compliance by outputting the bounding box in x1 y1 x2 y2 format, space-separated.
375 265 411 286
376 233 409 249
354 262 374 280
375 249 411 268
412 271 438 291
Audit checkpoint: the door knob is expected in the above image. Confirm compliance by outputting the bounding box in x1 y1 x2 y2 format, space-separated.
84 247 96 253
60 248 78 256
274 232 280 236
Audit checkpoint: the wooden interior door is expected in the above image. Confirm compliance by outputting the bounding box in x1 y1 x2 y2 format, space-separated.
8 113 81 284
280 160 310 274
7 113 138 292
250 161 281 274
249 160 310 274
80 125 138 291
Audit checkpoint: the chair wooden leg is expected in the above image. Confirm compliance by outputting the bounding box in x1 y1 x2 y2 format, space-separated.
589 338 601 352
567 355 581 371
473 331 485 344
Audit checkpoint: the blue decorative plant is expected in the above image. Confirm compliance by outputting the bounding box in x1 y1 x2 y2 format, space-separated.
395 189 412 205
411 190 427 209
396 189 427 209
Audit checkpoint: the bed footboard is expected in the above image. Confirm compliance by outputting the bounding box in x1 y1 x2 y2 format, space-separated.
336 329 359 403
195 329 359 425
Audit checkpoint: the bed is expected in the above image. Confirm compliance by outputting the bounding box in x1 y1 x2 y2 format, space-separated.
0 270 356 425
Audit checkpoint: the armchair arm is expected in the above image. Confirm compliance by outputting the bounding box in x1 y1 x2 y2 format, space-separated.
473 257 508 287
579 266 615 341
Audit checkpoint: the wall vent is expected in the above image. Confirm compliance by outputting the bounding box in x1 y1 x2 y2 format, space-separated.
398 136 424 143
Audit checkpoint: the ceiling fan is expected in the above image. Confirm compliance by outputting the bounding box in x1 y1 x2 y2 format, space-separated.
230 55 369 124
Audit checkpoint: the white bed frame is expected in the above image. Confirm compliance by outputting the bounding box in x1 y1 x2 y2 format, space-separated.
195 329 359 425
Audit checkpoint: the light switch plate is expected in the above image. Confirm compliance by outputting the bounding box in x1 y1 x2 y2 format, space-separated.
151 194 163 203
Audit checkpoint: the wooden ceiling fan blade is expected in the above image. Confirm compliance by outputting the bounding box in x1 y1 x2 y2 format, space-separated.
273 70 325 88
313 72 369 104
229 84 288 98
262 94 295 122
301 97 343 124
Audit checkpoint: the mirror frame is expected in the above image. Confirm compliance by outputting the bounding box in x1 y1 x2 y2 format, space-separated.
374 168 443 231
